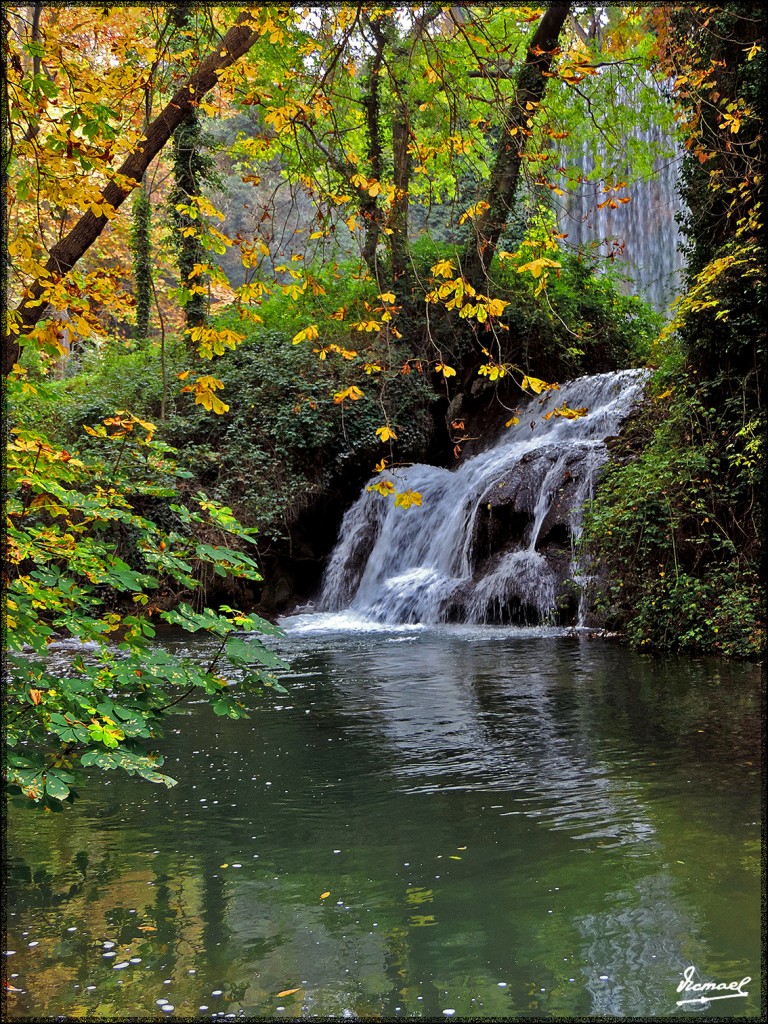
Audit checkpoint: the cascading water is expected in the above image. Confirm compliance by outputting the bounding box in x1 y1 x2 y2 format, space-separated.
318 368 649 626
557 78 686 314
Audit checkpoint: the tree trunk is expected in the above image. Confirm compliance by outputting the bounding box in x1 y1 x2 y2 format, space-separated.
461 2 571 292
360 20 387 274
4 10 263 375
390 110 411 286
131 183 153 339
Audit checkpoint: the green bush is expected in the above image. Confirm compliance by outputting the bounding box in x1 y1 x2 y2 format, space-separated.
582 357 764 657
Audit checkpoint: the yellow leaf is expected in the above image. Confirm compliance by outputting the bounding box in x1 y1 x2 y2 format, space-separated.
430 259 455 279
435 363 457 378
552 403 588 420
320 891 331 899
505 416 520 427
277 989 301 998
521 375 556 394
517 257 561 278
333 386 364 404
378 292 396 303
367 479 396 496
292 324 319 344
394 489 423 509
459 200 490 225
375 425 398 442
486 298 509 317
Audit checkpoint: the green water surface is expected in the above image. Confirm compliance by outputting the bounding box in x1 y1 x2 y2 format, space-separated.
4 626 763 1019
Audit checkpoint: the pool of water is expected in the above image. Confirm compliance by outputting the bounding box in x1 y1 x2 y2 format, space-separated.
4 623 763 1018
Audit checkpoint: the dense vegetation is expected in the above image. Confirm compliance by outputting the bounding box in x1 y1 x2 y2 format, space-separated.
582 3 764 657
4 4 764 807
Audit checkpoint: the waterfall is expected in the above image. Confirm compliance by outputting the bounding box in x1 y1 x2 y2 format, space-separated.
318 368 648 626
557 78 686 314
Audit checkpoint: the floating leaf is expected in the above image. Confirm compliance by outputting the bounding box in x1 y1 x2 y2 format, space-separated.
320 891 331 899
277 988 301 997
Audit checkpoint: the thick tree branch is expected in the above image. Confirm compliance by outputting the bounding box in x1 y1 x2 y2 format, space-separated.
461 2 572 292
4 10 263 375
360 17 387 272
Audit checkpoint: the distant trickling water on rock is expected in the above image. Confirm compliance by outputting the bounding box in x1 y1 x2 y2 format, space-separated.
319 369 649 626
557 80 686 314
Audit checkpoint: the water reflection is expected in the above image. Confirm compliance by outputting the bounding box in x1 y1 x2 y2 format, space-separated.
4 628 762 1019
334 638 655 850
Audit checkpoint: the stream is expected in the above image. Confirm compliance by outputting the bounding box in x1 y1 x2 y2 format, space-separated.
4 621 762 1019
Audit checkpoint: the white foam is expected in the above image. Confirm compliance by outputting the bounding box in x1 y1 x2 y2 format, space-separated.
279 612 425 634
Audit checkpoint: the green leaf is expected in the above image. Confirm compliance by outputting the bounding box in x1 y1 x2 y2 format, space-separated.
225 636 287 670
44 772 72 801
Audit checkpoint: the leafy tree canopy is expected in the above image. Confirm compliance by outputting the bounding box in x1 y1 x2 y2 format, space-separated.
4 4 762 805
